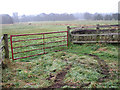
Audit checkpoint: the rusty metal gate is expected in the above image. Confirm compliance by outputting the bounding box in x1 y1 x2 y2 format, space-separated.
10 31 68 60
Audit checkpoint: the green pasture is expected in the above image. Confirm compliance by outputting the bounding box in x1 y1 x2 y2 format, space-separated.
2 20 119 88
2 20 118 35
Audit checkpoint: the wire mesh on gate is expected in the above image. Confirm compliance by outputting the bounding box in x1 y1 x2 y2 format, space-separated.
10 31 68 60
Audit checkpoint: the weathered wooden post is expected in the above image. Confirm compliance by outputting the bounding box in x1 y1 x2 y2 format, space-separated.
0 36 3 63
3 34 9 59
67 26 71 47
96 24 100 43
96 24 100 30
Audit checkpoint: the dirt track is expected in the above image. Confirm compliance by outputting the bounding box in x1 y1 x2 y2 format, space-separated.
47 53 110 88
47 63 91 88
84 53 110 82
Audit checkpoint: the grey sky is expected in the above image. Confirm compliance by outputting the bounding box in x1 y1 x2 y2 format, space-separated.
0 0 119 16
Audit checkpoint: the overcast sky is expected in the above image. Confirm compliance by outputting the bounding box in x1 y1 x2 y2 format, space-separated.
0 0 119 16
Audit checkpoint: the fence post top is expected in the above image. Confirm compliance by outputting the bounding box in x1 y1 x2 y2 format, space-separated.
67 26 70 29
97 24 100 26
4 34 8 36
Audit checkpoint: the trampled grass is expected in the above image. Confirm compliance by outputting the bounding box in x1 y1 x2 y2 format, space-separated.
2 20 119 88
2 47 119 88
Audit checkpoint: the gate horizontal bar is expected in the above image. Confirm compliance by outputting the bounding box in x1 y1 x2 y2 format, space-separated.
11 31 67 37
13 47 43 54
13 35 66 43
13 43 44 49
13 52 48 60
13 37 43 42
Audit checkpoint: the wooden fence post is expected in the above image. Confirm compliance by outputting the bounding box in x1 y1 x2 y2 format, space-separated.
96 24 100 30
3 34 9 59
96 24 100 43
67 26 71 47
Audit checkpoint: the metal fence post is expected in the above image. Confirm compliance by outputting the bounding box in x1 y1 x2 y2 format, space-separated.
10 35 14 60
3 34 9 59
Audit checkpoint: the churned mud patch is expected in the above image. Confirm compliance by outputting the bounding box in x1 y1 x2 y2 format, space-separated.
47 63 91 88
47 64 72 88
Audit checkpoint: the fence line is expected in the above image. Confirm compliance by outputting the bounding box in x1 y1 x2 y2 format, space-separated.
70 24 118 30
1 24 118 61
68 24 119 44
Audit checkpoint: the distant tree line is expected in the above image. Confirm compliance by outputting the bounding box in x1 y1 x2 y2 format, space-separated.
0 12 119 24
19 13 76 22
83 12 119 20
17 13 120 22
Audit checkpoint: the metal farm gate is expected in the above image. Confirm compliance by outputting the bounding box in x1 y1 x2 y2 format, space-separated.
10 31 68 60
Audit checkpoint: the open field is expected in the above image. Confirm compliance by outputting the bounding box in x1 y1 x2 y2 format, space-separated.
2 20 119 88
2 20 118 35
